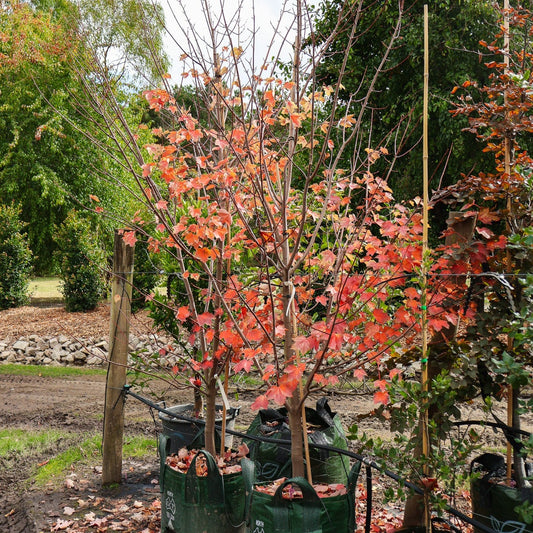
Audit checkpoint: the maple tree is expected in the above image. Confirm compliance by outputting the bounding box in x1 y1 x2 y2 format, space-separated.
72 4 521 513
105 0 487 480
448 3 533 493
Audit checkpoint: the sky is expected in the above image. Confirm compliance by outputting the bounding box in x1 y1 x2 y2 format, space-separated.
159 0 295 81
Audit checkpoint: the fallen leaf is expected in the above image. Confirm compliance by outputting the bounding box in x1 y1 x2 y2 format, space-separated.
51 519 73 531
63 506 75 516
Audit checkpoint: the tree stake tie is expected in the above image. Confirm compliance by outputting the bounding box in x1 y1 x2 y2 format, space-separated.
216 375 231 411
284 280 296 317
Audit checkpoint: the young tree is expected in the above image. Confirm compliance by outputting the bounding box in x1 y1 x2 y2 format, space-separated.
449 2 533 491
75 0 482 486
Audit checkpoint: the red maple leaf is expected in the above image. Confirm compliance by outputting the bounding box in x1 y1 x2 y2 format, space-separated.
122 230 137 247
374 390 390 406
251 394 269 410
372 308 389 324
175 306 190 322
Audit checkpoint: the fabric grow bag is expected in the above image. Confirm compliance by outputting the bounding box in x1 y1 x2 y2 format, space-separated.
243 398 350 483
470 453 533 533
241 458 361 533
159 403 240 453
159 435 246 533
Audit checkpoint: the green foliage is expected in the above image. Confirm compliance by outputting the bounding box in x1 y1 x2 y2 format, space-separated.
310 0 497 201
348 372 481 505
0 3 110 272
0 203 33 309
70 0 168 83
55 211 106 312
131 230 161 313
0 1 167 274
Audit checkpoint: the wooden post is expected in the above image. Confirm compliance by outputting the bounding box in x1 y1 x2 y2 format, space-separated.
102 230 134 485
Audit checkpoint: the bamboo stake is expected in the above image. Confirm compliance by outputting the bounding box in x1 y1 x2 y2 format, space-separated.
421 5 431 531
503 0 514 486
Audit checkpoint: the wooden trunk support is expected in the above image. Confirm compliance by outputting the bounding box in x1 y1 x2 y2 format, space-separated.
102 230 134 485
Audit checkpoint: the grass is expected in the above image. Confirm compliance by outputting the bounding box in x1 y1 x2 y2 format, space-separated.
0 428 68 457
0 428 156 486
0 363 106 378
33 433 157 486
29 276 62 299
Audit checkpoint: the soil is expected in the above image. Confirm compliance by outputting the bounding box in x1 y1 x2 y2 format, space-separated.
0 305 530 533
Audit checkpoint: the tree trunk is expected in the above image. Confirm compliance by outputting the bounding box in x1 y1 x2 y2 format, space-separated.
287 395 305 478
193 386 203 419
203 378 217 456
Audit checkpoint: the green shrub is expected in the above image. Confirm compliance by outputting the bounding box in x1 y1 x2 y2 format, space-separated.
55 211 106 312
0 204 33 309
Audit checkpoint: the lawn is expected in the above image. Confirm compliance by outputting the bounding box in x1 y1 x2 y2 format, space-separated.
29 277 62 302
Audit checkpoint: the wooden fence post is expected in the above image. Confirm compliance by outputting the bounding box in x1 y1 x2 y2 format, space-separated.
102 230 134 485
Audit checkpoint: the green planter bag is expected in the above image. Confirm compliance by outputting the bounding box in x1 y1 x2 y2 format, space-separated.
470 453 533 533
241 458 361 533
159 435 246 533
244 398 350 484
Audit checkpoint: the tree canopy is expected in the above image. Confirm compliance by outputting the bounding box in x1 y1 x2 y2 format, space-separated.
0 0 167 273
310 0 498 200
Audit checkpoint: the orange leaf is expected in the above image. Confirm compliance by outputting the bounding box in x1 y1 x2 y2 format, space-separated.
197 313 214 326
176 306 190 322
353 368 366 381
374 379 388 392
290 113 302 128
251 394 269 410
373 390 389 405
267 385 290 405
246 329 264 342
196 247 212 262
122 231 137 247
372 308 389 324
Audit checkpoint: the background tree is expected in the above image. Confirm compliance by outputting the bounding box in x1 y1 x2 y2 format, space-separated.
55 210 107 311
310 0 499 203
0 0 167 273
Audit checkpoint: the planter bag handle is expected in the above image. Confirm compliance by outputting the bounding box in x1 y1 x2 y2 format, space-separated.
185 449 225 505
240 457 256 525
271 477 323 533
158 433 171 473
345 461 362 533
